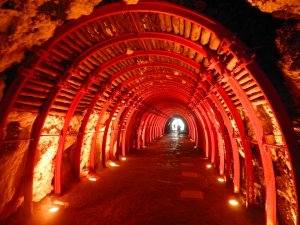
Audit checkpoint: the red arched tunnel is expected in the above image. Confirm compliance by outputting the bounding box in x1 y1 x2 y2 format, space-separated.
0 2 299 225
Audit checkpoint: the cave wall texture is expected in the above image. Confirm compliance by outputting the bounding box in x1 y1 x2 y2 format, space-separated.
0 0 299 223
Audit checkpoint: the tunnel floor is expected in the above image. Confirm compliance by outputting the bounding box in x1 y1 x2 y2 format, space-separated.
8 133 265 225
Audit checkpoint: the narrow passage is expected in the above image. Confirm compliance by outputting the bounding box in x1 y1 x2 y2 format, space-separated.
10 133 264 225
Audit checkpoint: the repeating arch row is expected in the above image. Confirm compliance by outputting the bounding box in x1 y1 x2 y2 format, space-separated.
0 2 299 225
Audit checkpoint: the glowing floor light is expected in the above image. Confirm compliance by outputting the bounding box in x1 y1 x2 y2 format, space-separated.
49 206 59 213
121 157 127 161
234 186 239 193
88 177 97 182
229 199 239 206
206 164 212 168
109 162 119 167
53 200 65 206
217 177 225 183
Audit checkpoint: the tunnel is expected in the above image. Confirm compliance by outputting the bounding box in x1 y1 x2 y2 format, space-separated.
0 1 299 225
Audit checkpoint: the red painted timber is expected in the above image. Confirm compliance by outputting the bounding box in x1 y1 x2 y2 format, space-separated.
226 73 276 225
211 86 254 204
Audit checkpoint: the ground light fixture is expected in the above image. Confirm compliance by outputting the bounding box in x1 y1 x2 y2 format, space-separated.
217 177 225 183
109 162 120 167
206 164 212 168
49 206 59 213
88 177 97 182
228 199 239 206
121 157 127 161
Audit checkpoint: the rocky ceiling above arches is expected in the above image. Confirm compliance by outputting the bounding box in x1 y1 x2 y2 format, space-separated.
0 0 299 131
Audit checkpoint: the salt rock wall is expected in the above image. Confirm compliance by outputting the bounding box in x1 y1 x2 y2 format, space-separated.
246 0 300 19
95 112 109 166
276 22 300 116
33 114 64 202
32 113 83 202
65 114 83 150
109 119 118 156
0 111 37 220
80 111 99 174
245 0 300 126
0 0 102 73
252 145 265 206
275 147 297 225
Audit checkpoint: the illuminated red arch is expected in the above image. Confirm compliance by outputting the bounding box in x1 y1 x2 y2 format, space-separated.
0 2 298 224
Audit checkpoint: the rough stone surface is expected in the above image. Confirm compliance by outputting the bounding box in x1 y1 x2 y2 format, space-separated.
276 22 300 116
242 0 300 138
0 0 102 73
0 111 37 221
80 111 99 174
239 109 256 140
123 0 139 5
33 115 64 202
0 75 6 101
0 141 28 221
94 112 109 165
251 144 265 206
61 144 77 193
274 148 297 225
246 0 300 19
262 104 283 145
65 114 83 150
67 0 102 19
32 113 83 202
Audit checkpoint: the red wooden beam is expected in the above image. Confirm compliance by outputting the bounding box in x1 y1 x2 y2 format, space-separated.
212 85 254 204
225 73 276 224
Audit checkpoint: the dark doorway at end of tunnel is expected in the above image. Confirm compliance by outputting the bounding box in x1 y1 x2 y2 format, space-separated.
165 116 188 134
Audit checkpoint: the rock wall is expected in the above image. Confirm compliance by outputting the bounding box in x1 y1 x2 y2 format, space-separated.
0 0 102 73
80 111 99 174
246 0 300 19
32 113 82 202
276 22 300 116
95 112 109 166
275 147 297 225
0 111 37 220
33 114 64 202
252 144 265 206
244 0 300 130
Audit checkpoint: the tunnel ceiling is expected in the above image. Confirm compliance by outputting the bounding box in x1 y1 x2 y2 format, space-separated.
0 1 300 225
0 2 291 124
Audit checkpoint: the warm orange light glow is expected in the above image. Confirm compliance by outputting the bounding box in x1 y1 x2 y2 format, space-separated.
206 164 212 168
126 48 134 55
88 177 97 182
109 162 119 167
229 199 239 206
49 206 59 213
53 200 65 206
121 157 127 161
217 177 225 182
234 186 239 193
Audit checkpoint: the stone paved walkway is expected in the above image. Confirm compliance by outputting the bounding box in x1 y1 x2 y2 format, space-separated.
7 133 265 225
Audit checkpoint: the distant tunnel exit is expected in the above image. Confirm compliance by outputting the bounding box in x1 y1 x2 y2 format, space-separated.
165 117 188 134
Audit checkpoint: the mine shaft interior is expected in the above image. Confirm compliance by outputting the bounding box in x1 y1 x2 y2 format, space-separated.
0 1 299 225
